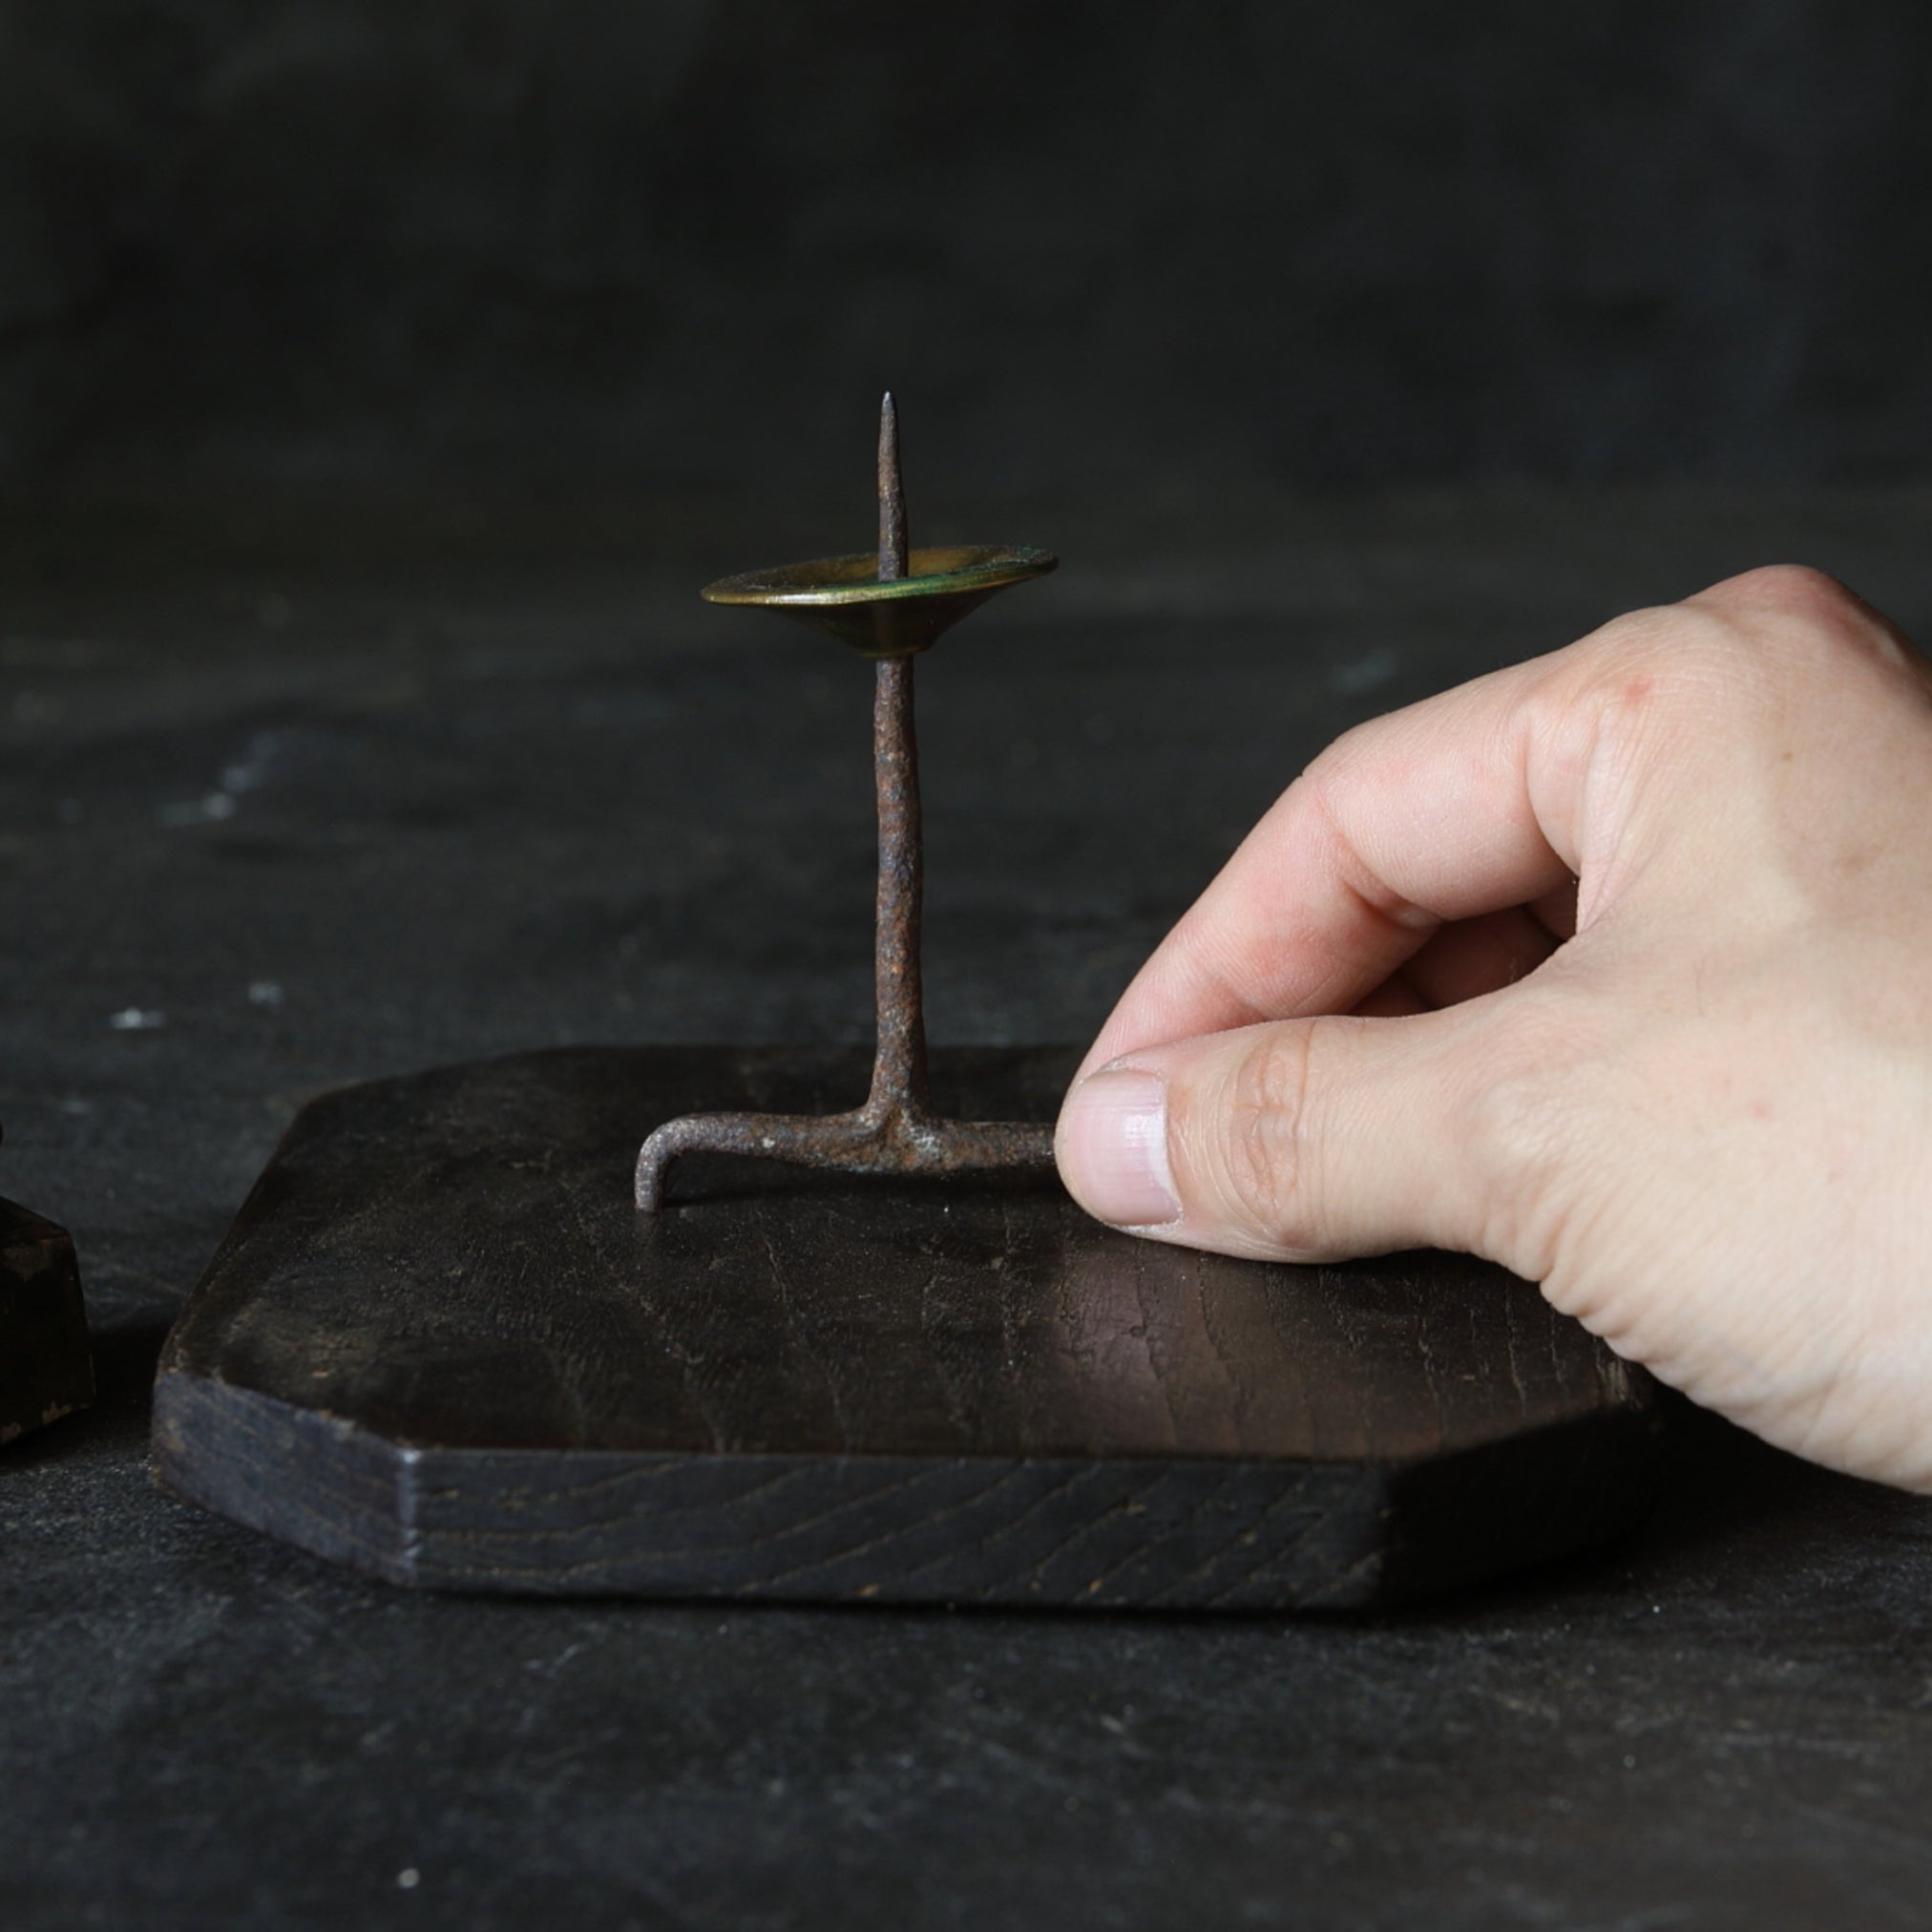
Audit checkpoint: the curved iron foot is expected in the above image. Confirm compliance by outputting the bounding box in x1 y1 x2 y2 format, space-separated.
635 1106 1053 1210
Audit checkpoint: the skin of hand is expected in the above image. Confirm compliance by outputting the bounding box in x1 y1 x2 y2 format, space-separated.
1055 566 1932 1491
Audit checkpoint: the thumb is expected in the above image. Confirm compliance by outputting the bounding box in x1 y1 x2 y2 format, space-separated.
1054 1011 1497 1264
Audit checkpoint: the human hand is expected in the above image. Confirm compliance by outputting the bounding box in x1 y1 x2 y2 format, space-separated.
1055 567 1932 1489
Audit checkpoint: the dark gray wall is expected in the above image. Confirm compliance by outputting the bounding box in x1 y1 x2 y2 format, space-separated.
2 1 1928 494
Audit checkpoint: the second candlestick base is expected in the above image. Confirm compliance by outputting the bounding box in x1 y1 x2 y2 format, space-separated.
2 1196 94 1447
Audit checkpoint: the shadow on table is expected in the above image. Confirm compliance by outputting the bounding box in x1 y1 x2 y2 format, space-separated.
1439 1387 1910 1619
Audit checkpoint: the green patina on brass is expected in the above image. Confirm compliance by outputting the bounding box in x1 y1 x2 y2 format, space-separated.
638 398 1060 1209
702 544 1057 658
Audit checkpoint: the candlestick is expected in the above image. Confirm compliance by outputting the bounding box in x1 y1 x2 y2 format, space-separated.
635 396 1058 1210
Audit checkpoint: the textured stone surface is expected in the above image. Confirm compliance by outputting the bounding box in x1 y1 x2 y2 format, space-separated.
5 493 1932 1925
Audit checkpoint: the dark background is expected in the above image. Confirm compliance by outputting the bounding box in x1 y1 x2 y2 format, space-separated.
2 0 1929 500
10 9 1932 1930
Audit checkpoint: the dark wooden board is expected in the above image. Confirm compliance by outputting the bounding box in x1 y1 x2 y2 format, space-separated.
1 1195 94 1446
152 1045 1663 1609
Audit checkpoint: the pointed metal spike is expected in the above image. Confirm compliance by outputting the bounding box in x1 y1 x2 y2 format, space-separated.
877 391 908 581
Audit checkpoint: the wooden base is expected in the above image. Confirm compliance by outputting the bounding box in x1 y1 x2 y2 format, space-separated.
152 1046 1664 1609
1 1196 94 1446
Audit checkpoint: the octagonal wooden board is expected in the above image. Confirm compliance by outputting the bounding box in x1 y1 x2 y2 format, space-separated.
152 1045 1663 1610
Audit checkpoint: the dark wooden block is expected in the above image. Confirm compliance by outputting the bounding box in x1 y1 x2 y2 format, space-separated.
1 1195 94 1446
152 1046 1663 1609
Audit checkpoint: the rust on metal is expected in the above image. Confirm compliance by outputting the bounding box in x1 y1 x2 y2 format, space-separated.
635 395 1059 1210
877 389 908 581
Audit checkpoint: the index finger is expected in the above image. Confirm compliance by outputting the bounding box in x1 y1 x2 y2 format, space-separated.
1078 647 1589 1079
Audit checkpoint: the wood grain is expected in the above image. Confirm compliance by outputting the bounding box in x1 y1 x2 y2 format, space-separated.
152 1046 1664 1608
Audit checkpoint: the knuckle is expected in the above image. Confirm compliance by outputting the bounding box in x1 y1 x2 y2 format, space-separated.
1584 603 1680 657
1554 609 1740 767
1600 601 1734 679
1580 565 1885 708
1706 561 1860 623
1686 563 1909 679
1566 590 1843 751
1196 1024 1317 1245
1572 604 1731 709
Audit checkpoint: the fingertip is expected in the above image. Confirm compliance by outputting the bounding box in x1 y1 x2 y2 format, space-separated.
1063 1008 1494 1268
1055 1064 1182 1230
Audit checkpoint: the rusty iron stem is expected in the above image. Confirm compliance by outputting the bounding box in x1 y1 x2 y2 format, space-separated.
868 651 928 1115
635 396 1056 1211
